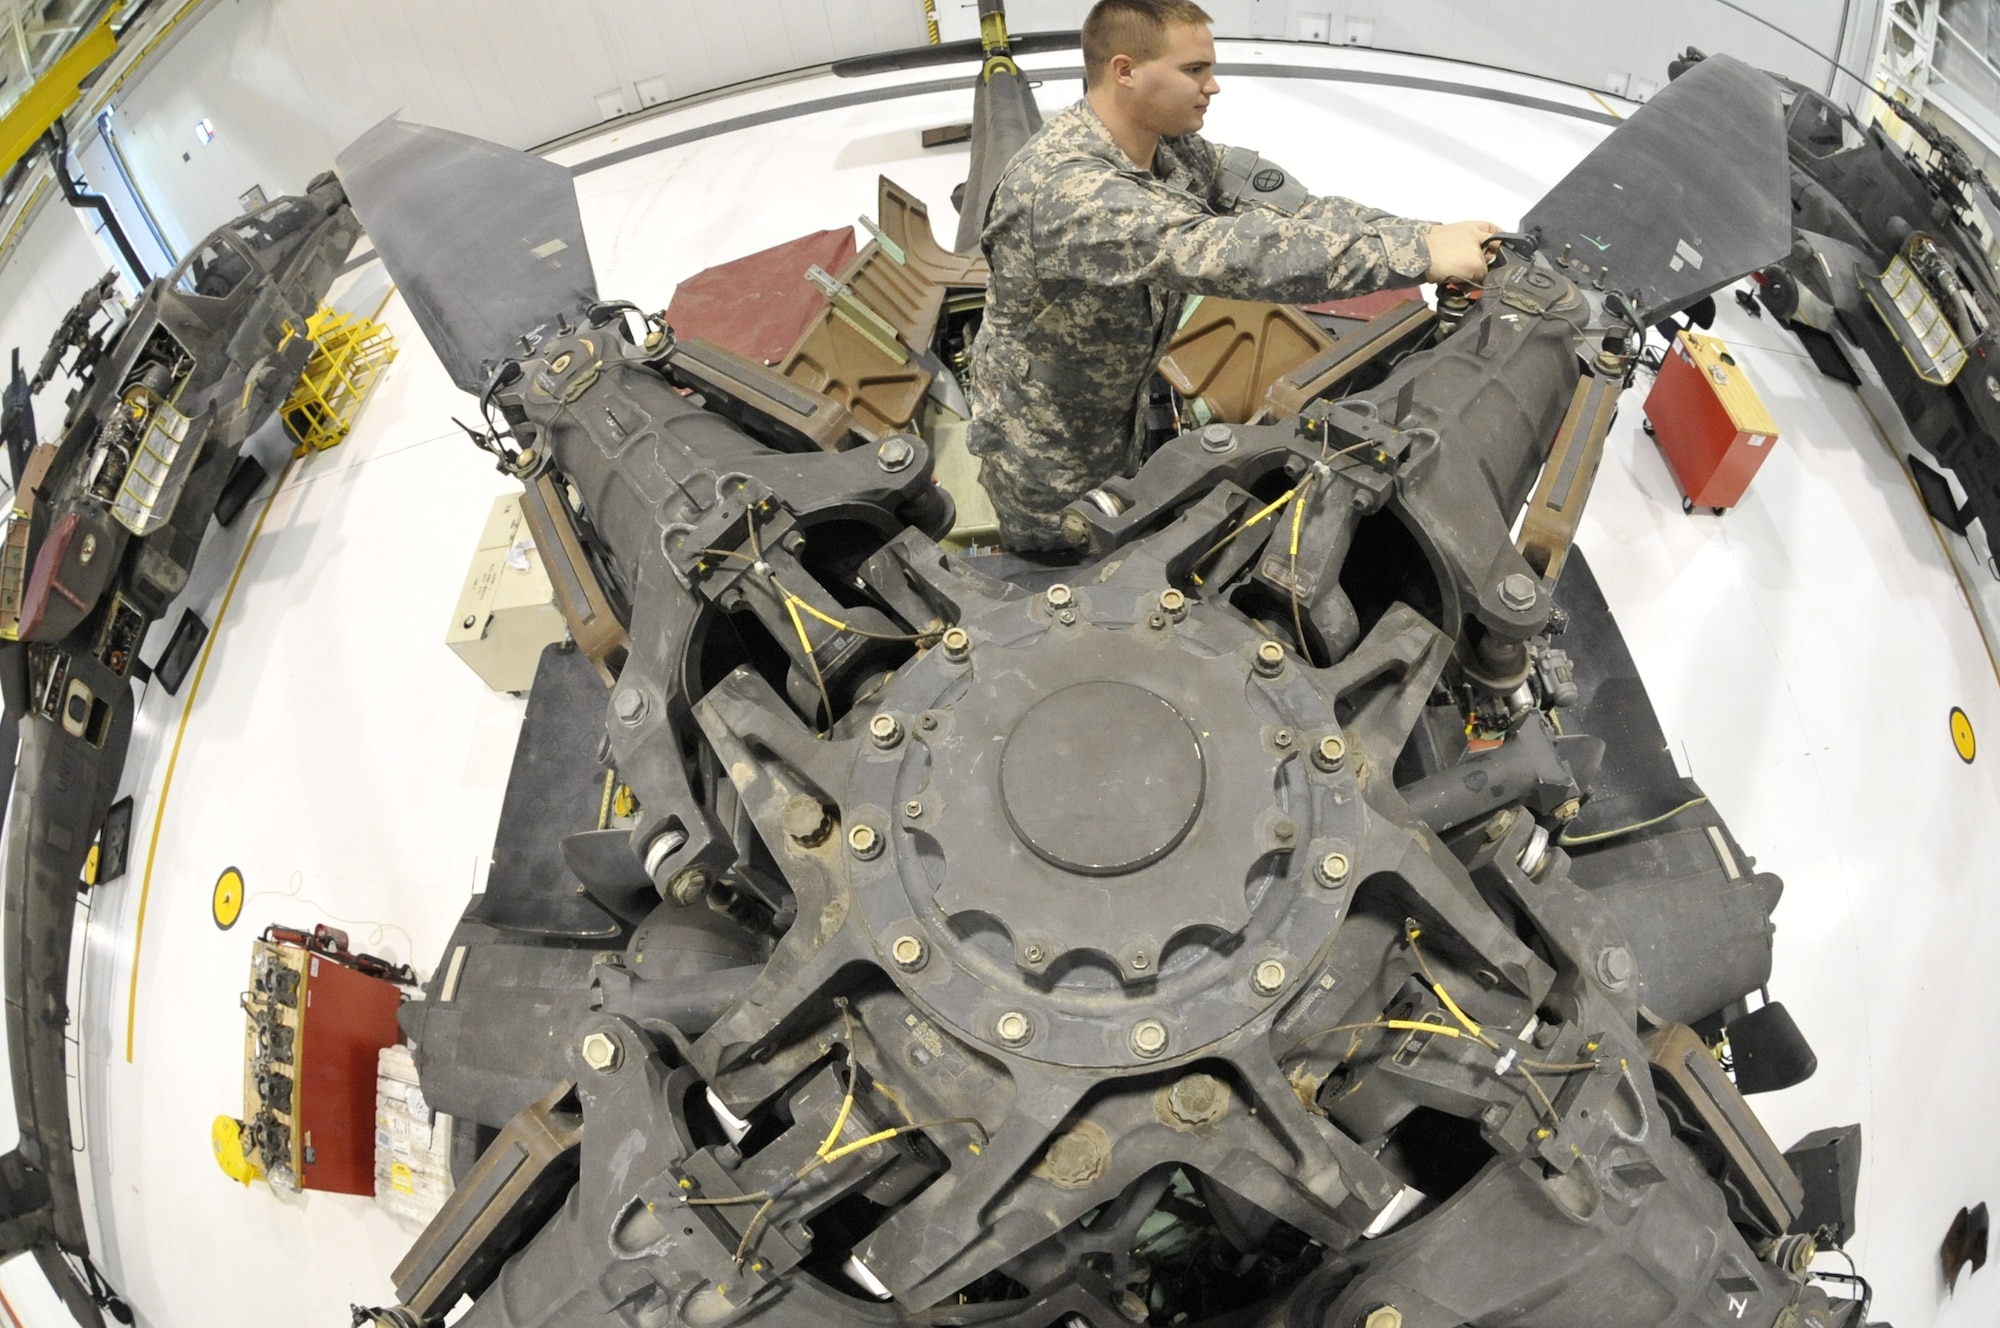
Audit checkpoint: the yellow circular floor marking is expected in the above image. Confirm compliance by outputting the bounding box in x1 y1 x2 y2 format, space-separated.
1951 707 1976 764
212 867 245 930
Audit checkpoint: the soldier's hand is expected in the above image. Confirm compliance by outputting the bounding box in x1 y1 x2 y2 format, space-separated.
1423 220 1503 283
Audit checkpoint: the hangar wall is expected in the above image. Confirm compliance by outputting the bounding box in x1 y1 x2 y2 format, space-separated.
92 0 1880 267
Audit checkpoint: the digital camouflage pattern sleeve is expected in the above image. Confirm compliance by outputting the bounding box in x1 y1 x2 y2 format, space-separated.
967 99 1434 551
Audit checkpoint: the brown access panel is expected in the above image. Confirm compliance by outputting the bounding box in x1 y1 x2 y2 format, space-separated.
778 177 987 439
1156 298 1336 425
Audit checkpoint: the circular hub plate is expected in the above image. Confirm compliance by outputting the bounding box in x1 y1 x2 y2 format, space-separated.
1000 681 1204 875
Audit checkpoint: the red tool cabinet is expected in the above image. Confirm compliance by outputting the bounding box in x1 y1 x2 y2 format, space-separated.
1643 330 1781 512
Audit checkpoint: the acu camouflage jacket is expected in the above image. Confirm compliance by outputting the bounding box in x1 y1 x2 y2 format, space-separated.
967 97 1434 549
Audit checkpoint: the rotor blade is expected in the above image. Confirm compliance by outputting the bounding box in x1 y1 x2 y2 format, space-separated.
1523 53 1790 322
953 61 1043 254
336 118 598 394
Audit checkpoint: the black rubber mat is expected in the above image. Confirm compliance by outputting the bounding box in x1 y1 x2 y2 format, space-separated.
1787 321 1861 386
469 642 625 940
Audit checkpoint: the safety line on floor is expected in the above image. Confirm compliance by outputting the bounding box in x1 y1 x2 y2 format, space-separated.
1873 416 2000 694
123 455 299 1063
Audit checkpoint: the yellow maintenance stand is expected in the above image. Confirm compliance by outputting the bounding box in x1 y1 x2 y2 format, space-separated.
281 304 397 453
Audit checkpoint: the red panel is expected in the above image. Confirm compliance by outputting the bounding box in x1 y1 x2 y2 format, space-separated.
1643 344 1777 509
296 956 403 1196
1299 287 1423 320
18 510 78 641
664 228 858 366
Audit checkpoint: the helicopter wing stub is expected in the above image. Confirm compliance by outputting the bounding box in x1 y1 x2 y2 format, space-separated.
336 118 600 395
1524 52 1790 323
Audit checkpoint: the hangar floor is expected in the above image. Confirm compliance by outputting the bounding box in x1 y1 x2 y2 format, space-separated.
4 36 1995 1328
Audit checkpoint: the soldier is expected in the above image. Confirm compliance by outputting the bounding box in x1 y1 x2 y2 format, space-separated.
967 0 1501 551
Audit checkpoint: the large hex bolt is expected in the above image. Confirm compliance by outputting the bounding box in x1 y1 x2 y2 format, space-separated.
1200 422 1236 452
868 713 903 749
876 435 915 472
1130 1019 1170 1058
1164 1073 1230 1127
613 687 649 725
1313 734 1347 772
1252 959 1288 996
1318 851 1351 888
580 1031 622 1073
996 1011 1033 1046
782 794 832 847
1045 583 1075 611
1498 572 1538 612
1254 640 1286 676
941 627 971 661
1595 945 1634 990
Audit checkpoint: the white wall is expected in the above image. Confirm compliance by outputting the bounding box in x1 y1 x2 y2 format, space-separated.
105 0 929 255
938 0 1874 100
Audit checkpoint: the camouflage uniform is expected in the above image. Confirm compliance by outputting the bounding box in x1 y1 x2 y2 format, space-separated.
968 98 1436 549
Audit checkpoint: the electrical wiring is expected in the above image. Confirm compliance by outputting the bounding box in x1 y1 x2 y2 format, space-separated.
1556 796 1708 846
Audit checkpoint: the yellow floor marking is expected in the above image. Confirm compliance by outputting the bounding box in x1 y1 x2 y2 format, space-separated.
124 455 297 1061
1587 90 1624 120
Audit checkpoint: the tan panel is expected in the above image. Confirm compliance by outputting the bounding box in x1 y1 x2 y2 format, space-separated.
1156 298 1336 424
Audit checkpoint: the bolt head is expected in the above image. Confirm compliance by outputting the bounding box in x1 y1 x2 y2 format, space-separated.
1057 609 1077 625
580 1030 621 1072
1130 1019 1169 1057
891 935 926 970
1499 572 1538 611
1253 959 1288 995
904 799 923 818
1313 734 1347 771
1199 422 1236 452
996 1011 1032 1046
1165 1073 1229 1126
1596 945 1634 989
1254 640 1286 675
941 627 971 660
462 614 477 629
1365 1306 1404 1328
1318 852 1350 886
869 713 903 748
1158 587 1187 617
1273 819 1296 843
877 436 914 471
848 823 882 860
1024 945 1045 964
613 688 648 723
1045 583 1074 610
782 794 832 845
1130 952 1149 971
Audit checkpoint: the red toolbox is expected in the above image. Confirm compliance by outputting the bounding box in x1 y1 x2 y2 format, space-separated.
1643 330 1781 512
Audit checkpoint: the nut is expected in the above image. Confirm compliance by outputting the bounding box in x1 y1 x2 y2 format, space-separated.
1130 1019 1169 1058
848 823 882 860
1130 952 1149 971
1273 819 1296 844
869 713 903 749
996 1011 1033 1046
580 1031 621 1072
891 935 926 970
1163 1073 1230 1127
1596 945 1634 990
1057 609 1076 625
1365 1308 1404 1328
1024 945 1045 964
664 863 708 905
941 628 971 661
1158 587 1187 618
1498 572 1538 612
782 794 832 846
613 688 648 724
1199 422 1236 452
1252 959 1288 996
904 799 924 818
1037 1121 1109 1188
1045 583 1075 610
1254 640 1286 676
1318 852 1351 887
1273 728 1293 749
876 436 914 472
1313 734 1347 772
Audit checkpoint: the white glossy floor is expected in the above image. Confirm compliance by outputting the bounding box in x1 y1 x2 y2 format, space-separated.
3 36 1995 1328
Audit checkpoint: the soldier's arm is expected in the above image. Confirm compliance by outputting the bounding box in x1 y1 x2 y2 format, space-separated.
1034 163 1432 304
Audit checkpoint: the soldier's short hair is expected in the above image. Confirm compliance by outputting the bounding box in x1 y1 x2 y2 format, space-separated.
1082 0 1215 86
